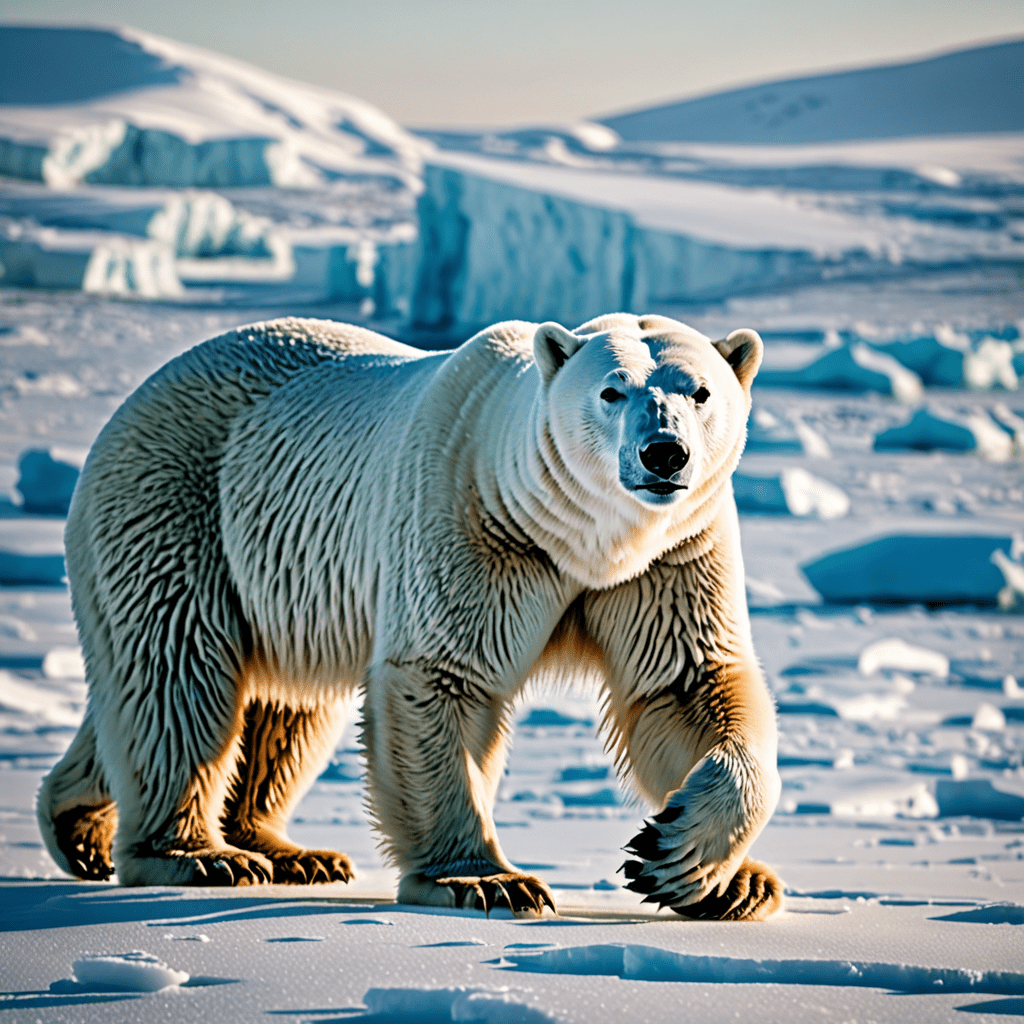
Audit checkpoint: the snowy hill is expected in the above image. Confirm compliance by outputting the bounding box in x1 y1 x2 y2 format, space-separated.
0 24 426 189
0 25 424 304
600 38 1024 144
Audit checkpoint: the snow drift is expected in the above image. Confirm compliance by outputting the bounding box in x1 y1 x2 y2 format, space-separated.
0 25 425 190
600 38 1024 144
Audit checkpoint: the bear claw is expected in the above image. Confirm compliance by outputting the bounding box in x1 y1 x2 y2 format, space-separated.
670 858 783 921
269 850 355 885
430 873 556 917
187 851 274 886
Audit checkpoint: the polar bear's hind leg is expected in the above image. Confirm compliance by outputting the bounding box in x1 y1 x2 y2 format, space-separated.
37 709 116 881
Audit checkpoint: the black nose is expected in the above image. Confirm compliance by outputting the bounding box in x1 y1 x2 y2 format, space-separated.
639 441 689 479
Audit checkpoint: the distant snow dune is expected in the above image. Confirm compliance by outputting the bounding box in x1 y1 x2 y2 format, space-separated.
600 38 1024 144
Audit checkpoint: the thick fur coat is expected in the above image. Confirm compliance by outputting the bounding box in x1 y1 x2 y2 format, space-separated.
38 312 782 920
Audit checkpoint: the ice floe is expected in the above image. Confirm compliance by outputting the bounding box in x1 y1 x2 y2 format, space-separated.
745 407 831 457
0 219 183 297
16 448 81 515
757 342 924 403
934 780 1024 820
873 406 1014 461
872 328 1019 391
801 534 1015 605
734 468 850 519
0 551 66 586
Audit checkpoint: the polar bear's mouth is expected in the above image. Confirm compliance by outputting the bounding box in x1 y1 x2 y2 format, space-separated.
636 482 686 496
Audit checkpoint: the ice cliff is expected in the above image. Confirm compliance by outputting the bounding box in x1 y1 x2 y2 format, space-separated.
409 151 1024 332
0 25 425 189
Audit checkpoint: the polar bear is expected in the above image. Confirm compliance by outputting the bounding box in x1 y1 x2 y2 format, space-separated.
38 312 782 921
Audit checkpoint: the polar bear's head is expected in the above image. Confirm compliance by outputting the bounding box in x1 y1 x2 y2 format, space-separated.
533 313 761 513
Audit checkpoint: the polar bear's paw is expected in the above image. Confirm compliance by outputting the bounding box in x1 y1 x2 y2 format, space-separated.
54 804 116 881
120 846 275 886
268 848 355 884
670 858 783 921
398 871 555 917
618 750 779 918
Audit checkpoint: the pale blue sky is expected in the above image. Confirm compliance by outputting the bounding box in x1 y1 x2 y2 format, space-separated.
3 0 1023 126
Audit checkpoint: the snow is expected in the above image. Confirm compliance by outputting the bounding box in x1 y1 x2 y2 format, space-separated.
71 951 189 992
1 25 1023 1024
364 986 557 1022
1 281 1022 1023
599 38 1024 144
0 25 425 190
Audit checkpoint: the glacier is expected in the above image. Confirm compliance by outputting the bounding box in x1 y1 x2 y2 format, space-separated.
0 26 425 190
4 26 1024 333
408 148 1024 332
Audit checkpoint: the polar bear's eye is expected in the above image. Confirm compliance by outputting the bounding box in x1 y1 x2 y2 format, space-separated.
600 387 626 403
692 386 710 405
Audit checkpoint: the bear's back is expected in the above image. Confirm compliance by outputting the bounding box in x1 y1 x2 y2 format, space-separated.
65 319 429 614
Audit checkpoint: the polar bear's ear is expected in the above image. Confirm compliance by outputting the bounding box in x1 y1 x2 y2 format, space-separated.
713 329 763 394
534 322 585 386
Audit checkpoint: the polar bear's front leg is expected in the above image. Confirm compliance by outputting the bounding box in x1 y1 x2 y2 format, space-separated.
619 729 782 920
362 658 554 917
585 552 783 921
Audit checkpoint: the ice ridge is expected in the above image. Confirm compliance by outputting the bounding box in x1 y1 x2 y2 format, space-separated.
501 944 1024 994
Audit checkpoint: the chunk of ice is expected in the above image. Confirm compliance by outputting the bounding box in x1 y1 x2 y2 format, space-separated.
858 638 950 678
16 448 80 515
503 943 1024 993
72 951 188 992
801 534 1012 605
971 702 1006 731
873 406 1013 461
734 468 849 519
935 780 1024 820
42 646 85 680
757 343 924 404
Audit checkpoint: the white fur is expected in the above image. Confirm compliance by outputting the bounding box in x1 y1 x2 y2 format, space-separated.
38 312 780 917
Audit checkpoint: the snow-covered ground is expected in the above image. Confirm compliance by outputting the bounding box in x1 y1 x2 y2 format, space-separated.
598 37 1024 144
1 270 1022 1023
1 23 1023 1024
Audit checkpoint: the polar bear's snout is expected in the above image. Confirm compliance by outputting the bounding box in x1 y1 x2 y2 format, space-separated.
631 435 696 499
639 439 689 479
